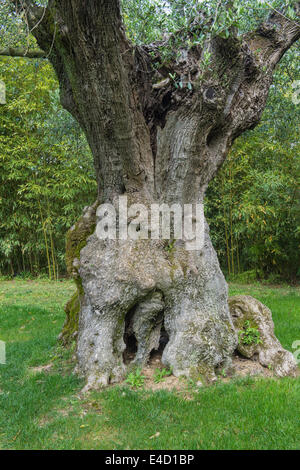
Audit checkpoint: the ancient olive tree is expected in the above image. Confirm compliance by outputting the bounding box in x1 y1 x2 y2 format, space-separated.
3 0 300 388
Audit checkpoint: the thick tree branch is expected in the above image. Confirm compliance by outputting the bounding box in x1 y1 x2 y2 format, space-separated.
246 2 300 69
0 47 46 58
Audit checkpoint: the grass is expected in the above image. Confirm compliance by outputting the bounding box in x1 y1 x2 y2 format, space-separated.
0 279 299 450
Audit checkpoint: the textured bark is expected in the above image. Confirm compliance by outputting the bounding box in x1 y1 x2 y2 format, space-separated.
9 0 300 387
75 223 237 388
229 296 298 377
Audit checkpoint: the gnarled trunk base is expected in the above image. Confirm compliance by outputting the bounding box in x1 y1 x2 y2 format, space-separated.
64 203 298 390
73 215 237 390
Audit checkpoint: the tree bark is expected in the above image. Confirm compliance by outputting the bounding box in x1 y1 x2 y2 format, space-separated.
8 0 300 388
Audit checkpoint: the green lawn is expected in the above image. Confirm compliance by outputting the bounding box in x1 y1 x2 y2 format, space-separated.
0 280 299 450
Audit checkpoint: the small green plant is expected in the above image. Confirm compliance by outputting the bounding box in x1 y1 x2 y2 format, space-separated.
125 368 146 389
238 321 262 346
165 239 175 253
202 50 212 68
168 73 193 92
153 368 172 383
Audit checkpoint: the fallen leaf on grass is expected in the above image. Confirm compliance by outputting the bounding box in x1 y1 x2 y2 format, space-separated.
149 432 160 439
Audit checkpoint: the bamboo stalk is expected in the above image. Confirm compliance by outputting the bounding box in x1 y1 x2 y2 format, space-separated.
38 201 52 280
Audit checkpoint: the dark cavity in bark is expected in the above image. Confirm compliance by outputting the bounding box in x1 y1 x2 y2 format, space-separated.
123 307 138 365
123 308 170 365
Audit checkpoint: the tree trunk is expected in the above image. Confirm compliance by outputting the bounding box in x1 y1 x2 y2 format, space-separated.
12 0 300 388
76 218 237 387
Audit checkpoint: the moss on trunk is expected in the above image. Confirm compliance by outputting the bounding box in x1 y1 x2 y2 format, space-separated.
60 202 98 345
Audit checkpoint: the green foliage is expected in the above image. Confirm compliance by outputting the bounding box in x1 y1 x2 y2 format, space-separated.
121 0 298 47
125 368 146 389
153 367 172 383
0 57 97 277
238 321 262 346
0 2 28 49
